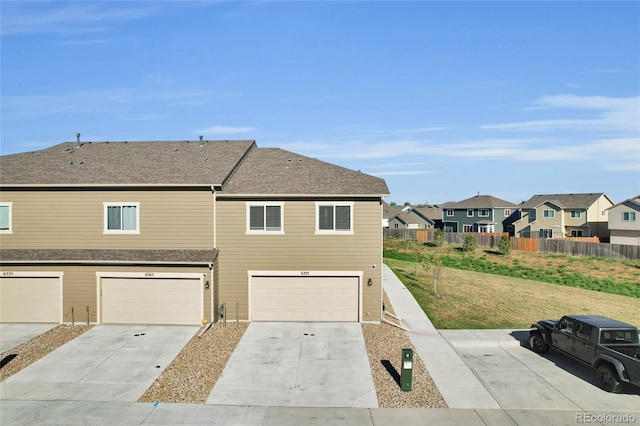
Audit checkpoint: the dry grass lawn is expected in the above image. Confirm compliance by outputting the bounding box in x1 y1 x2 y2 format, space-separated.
386 259 640 329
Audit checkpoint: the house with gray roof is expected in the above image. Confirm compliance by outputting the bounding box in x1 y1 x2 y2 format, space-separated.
0 139 389 324
607 195 640 246
442 194 518 233
513 193 613 239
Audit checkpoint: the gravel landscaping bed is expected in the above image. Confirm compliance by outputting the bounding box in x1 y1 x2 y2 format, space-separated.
361 293 447 408
138 321 249 404
0 325 93 382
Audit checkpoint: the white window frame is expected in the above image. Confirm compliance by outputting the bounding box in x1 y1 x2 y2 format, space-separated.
446 209 454 217
543 209 555 218
478 209 490 217
462 224 474 232
504 209 511 216
623 211 637 222
103 202 140 234
570 210 581 219
467 209 474 217
0 202 13 234
315 202 354 234
246 202 284 234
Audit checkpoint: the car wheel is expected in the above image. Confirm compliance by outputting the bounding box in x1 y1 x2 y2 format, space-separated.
596 365 623 393
529 332 549 354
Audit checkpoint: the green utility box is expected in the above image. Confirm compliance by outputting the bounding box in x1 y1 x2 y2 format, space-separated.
400 348 413 391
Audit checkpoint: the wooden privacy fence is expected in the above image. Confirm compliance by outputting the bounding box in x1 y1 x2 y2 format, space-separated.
383 229 640 260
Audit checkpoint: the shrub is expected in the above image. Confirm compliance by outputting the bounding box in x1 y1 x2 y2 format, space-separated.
432 229 444 247
498 235 511 256
462 234 478 253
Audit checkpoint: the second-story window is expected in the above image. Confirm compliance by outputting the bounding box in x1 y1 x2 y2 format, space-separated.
104 203 139 234
316 202 353 233
623 211 637 221
467 209 474 217
478 209 490 217
446 209 454 217
530 209 537 220
570 210 581 218
543 209 555 218
247 203 284 233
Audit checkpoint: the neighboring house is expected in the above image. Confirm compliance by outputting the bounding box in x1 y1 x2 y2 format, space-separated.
0 140 389 325
442 194 518 233
382 201 402 228
513 193 613 239
388 207 434 229
412 205 447 230
607 195 640 246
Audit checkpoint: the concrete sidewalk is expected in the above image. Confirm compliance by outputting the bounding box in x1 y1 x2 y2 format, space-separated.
3 400 638 425
382 264 501 409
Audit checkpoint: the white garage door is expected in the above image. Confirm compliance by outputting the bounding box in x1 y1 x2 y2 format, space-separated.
251 276 359 322
0 277 62 323
101 278 202 325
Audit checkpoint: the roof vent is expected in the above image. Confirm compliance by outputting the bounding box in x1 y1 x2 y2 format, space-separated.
173 148 179 152
199 135 204 147
76 133 80 143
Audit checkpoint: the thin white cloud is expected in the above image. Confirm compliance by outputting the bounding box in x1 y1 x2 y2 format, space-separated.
367 170 435 176
1 3 154 36
2 88 209 119
482 95 640 133
200 126 256 135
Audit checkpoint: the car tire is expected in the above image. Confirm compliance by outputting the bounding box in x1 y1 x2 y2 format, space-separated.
529 332 549 354
596 365 623 393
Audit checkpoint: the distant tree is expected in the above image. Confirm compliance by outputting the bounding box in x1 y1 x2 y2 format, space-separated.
498 235 511 256
390 201 397 206
433 229 444 247
403 201 411 206
462 234 478 253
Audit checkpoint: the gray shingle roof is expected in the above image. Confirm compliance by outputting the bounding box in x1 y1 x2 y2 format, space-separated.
519 193 608 209
220 147 390 196
412 206 443 221
0 140 255 186
446 195 517 209
0 249 217 264
1 141 390 197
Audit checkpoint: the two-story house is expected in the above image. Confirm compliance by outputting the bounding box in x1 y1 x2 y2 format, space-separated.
513 193 613 239
0 140 389 325
607 195 640 246
441 194 518 233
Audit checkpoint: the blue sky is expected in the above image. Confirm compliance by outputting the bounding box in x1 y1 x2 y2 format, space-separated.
1 1 639 205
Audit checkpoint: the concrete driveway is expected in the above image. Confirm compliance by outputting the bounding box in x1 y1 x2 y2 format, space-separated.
207 322 378 408
1 325 198 402
439 329 640 412
0 323 58 353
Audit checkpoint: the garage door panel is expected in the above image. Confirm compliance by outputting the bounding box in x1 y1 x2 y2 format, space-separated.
251 276 359 322
0 277 61 323
102 278 201 325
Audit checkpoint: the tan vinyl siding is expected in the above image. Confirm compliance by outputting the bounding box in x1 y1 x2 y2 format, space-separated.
216 199 383 321
0 265 211 324
0 190 214 249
